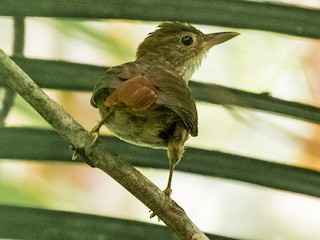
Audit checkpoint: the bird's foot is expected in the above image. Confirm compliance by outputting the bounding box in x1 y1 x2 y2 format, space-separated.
70 128 100 161
88 110 113 151
89 116 108 148
163 187 172 199
84 129 100 157
69 145 78 161
149 210 158 220
149 188 172 219
90 131 100 147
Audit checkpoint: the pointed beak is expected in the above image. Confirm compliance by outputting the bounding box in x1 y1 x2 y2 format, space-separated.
203 32 239 50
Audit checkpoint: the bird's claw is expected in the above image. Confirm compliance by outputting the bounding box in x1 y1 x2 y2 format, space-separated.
149 188 172 220
90 131 99 147
71 151 78 161
149 209 157 219
69 145 78 161
163 187 172 198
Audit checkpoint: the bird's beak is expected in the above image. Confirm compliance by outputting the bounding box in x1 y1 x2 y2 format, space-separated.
203 32 239 50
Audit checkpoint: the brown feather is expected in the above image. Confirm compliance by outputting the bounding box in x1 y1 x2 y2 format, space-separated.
91 62 198 136
104 76 158 112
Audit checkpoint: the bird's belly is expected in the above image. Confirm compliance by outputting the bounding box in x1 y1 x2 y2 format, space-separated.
104 108 180 149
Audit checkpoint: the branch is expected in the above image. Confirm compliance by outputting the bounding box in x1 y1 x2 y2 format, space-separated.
2 127 320 198
1 0 320 38
13 16 25 56
0 49 210 239
5 57 320 125
0 205 233 240
190 81 320 125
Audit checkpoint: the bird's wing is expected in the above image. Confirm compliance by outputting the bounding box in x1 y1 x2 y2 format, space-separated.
105 76 158 112
147 67 198 136
90 63 198 136
90 62 149 108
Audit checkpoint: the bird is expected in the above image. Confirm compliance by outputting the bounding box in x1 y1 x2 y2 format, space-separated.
90 22 239 198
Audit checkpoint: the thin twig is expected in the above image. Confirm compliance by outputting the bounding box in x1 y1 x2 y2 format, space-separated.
0 49 210 239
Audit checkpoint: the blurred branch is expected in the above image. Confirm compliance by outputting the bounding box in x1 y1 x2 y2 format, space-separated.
0 86 16 127
0 50 210 239
1 127 320 198
0 17 25 126
190 81 320 125
0 205 235 240
1 0 320 38
53 19 134 61
13 16 25 56
6 57 320 125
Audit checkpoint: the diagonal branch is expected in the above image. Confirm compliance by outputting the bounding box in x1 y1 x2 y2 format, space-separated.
0 49 210 239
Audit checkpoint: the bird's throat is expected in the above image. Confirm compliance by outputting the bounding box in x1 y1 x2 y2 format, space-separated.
136 52 206 82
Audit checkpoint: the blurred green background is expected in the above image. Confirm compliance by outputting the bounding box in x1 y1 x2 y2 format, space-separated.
1 1 320 239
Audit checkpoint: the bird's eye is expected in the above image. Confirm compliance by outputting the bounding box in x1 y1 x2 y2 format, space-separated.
181 35 193 46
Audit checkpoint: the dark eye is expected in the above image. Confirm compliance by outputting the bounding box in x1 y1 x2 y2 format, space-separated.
181 35 193 46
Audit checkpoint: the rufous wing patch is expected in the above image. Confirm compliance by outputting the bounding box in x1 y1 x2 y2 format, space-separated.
105 77 158 112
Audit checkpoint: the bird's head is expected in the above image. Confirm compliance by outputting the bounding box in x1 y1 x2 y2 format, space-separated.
136 22 239 81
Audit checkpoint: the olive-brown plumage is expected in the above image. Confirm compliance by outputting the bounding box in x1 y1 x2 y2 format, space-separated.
91 22 239 197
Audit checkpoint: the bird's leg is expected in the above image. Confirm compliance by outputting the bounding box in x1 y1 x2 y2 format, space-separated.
71 110 112 160
163 162 174 198
90 110 113 146
149 137 185 219
71 118 105 160
164 125 190 197
90 115 107 144
149 130 187 219
149 161 176 220
164 139 184 199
